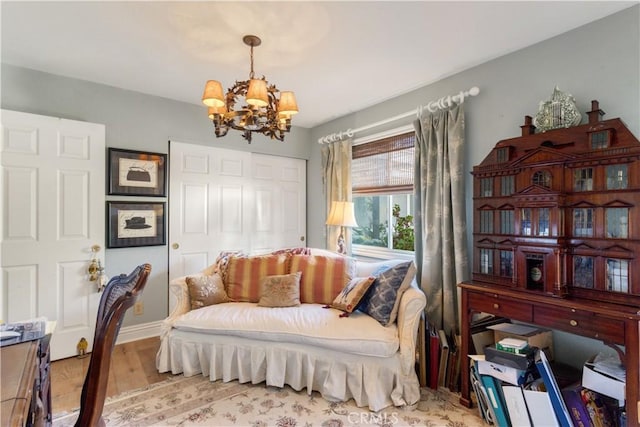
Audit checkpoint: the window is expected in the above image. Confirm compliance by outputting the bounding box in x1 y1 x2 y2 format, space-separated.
353 195 414 249
499 210 514 234
606 164 628 190
480 210 493 233
352 131 415 254
497 147 509 163
532 170 551 188
521 208 532 235
606 258 629 293
574 168 593 191
500 250 513 278
480 178 493 197
573 256 594 289
501 176 515 196
573 208 594 237
480 249 493 274
537 208 550 236
606 207 629 238
591 130 609 149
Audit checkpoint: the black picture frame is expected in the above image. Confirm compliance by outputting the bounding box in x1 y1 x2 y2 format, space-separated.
108 148 167 196
107 201 166 248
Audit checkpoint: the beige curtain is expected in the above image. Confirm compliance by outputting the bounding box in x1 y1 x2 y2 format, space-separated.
321 139 353 253
413 104 469 333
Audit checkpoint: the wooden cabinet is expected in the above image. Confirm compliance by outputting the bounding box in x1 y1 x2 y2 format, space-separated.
460 100 640 424
459 282 640 424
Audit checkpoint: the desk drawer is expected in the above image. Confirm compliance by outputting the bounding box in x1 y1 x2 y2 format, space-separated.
468 291 533 321
533 305 625 343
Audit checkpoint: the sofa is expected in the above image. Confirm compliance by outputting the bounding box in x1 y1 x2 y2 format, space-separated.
156 248 427 412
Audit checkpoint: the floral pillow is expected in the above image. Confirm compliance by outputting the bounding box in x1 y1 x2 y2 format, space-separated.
328 276 376 317
185 273 229 310
358 261 416 326
257 272 302 307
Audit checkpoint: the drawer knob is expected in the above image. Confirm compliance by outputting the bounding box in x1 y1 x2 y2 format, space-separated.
570 319 578 327
493 303 499 309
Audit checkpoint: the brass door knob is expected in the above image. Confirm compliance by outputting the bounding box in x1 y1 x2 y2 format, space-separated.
172 243 179 250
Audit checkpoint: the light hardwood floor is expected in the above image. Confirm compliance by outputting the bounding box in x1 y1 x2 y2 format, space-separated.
51 337 172 415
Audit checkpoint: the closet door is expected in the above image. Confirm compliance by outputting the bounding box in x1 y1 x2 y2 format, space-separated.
168 142 251 308
168 142 306 312
251 153 306 252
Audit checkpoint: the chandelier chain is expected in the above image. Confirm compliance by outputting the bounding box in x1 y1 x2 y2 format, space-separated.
249 44 255 79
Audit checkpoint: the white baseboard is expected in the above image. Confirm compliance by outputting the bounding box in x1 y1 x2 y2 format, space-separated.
116 320 162 344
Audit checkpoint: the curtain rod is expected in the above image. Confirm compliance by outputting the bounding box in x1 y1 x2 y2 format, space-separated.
317 86 480 144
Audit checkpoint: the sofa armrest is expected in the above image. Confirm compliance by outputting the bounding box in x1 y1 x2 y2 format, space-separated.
396 282 427 376
159 275 193 339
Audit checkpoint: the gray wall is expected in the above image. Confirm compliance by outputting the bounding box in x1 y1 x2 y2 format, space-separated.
309 5 640 251
308 6 639 366
1 66 312 326
2 5 638 363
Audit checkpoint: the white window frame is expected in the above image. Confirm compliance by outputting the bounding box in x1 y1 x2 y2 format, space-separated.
351 124 415 261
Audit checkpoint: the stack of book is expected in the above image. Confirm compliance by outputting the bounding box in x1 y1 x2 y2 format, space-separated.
425 324 462 392
469 344 625 427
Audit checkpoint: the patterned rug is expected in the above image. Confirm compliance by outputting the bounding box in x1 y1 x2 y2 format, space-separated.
53 375 485 426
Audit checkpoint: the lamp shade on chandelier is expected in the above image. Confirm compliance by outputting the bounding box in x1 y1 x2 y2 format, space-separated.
202 35 298 143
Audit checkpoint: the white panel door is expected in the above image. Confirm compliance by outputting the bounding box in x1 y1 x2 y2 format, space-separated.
1 109 105 360
168 143 306 313
251 153 306 252
168 141 252 311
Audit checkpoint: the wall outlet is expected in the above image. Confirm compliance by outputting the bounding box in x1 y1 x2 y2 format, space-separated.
133 301 143 316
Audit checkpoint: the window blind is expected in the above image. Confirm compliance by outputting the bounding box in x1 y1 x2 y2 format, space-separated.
352 131 415 194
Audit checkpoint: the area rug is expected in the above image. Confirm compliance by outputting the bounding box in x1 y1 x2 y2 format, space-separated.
53 375 484 426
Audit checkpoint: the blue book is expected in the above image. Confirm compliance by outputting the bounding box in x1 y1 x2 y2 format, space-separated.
480 373 511 427
535 351 573 427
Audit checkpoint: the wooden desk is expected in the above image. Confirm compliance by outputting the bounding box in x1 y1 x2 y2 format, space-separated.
1 337 52 427
459 281 640 425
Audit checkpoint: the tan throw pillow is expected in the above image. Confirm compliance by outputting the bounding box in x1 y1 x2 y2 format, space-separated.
329 276 376 317
185 273 229 310
257 272 302 307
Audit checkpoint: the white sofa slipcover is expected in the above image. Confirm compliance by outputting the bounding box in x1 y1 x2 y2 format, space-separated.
156 252 427 412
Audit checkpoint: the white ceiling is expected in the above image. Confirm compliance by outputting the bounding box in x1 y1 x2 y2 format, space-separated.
1 1 635 128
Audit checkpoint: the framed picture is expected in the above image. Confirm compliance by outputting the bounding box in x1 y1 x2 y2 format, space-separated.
107 201 166 248
108 148 167 196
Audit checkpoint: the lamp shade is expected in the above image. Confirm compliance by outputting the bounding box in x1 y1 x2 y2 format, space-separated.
246 79 269 107
202 80 225 108
278 91 299 115
326 201 358 227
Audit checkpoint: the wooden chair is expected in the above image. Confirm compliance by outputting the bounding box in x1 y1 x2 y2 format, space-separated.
74 263 151 427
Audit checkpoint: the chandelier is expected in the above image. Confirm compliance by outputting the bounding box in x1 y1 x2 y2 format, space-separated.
202 35 299 143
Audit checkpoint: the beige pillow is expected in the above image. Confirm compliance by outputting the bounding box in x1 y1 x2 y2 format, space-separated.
186 273 229 309
330 276 376 316
257 272 302 307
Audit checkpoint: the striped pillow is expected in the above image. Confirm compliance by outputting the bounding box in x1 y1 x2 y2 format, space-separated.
225 254 289 302
290 254 355 304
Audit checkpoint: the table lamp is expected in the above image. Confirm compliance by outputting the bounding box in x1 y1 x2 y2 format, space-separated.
326 201 358 254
